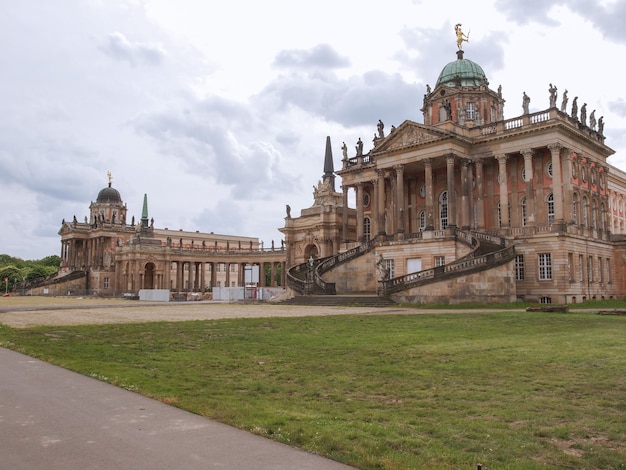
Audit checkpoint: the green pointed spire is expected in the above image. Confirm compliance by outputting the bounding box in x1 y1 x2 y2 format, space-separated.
142 194 149 219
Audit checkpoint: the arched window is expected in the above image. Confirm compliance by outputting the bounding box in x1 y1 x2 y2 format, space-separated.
521 197 527 226
600 203 606 231
363 217 371 242
439 191 448 229
582 196 589 227
419 210 426 231
591 201 598 229
497 201 511 228
572 193 578 225
547 193 555 225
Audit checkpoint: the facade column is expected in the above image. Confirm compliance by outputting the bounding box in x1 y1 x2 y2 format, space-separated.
164 260 171 291
177 261 184 291
446 154 457 228
548 143 565 226
200 262 205 292
496 154 510 228
342 185 349 243
424 158 434 230
189 262 195 291
209 262 216 289
225 262 231 287
461 159 470 229
475 160 485 230
561 148 574 224
377 170 386 235
394 164 405 235
521 149 536 226
355 183 364 242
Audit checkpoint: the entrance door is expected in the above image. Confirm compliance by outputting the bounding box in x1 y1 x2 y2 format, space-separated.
144 262 155 289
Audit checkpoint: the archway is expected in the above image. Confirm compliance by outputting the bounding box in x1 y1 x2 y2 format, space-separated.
305 244 319 261
144 262 155 289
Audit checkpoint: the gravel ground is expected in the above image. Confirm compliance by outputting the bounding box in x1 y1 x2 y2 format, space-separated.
0 296 419 328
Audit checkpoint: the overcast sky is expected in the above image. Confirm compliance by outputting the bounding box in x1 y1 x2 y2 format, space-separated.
2 0 626 260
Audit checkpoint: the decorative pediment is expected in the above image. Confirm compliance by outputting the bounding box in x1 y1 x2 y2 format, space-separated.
374 122 446 153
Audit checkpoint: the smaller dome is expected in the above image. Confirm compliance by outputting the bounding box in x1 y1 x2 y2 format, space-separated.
436 54 488 88
96 184 122 204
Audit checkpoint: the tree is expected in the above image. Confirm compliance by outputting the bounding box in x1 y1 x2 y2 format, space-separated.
0 265 21 292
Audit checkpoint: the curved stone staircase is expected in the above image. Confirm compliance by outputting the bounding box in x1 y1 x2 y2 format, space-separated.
286 230 515 299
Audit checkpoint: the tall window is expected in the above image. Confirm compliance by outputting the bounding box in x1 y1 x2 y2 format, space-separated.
419 211 426 231
600 203 606 231
591 201 597 229
435 256 445 267
466 102 477 120
386 259 395 279
515 255 525 280
582 196 589 227
547 193 555 225
579 254 584 282
364 217 371 242
599 257 604 284
103 277 110 289
538 253 552 280
588 256 594 283
572 193 578 224
439 191 448 229
497 202 511 228
521 197 527 226
568 253 574 281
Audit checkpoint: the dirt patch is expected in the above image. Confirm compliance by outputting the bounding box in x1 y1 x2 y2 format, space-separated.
0 297 418 328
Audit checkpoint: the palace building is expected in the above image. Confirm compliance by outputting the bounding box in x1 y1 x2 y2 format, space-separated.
281 44 626 304
43 174 286 297
38 34 626 304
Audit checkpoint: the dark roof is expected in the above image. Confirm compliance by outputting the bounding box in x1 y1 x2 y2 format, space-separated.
96 184 122 204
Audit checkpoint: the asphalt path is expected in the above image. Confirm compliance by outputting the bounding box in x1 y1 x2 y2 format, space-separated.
0 347 355 469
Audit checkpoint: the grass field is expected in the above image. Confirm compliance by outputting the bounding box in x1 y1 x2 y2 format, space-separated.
1 309 625 469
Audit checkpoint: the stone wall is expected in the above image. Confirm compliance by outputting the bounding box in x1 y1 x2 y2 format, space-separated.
27 272 88 296
391 259 516 304
322 252 378 292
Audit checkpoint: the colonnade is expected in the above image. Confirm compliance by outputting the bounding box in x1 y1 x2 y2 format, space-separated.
341 143 608 242
114 258 286 293
61 237 110 269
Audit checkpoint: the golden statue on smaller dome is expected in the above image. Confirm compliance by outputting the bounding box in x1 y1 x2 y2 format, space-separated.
455 23 469 50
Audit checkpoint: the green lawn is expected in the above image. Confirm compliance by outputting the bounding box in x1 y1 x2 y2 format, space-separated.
1 311 625 469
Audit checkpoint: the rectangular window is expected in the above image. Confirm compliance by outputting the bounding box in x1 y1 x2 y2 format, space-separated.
230 264 236 272
385 259 395 279
216 263 222 272
466 102 476 120
607 257 611 283
588 256 594 283
538 253 552 280
103 277 110 289
540 296 552 304
435 256 445 267
579 254 584 282
599 257 604 284
515 255 525 280
568 253 574 281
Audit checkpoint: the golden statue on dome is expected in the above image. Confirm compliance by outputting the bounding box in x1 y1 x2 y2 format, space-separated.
455 23 469 50
107 170 112 185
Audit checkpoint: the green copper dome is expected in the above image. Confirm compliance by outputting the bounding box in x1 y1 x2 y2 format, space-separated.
435 54 488 88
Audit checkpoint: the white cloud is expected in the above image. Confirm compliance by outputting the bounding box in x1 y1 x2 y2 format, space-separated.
0 0 625 259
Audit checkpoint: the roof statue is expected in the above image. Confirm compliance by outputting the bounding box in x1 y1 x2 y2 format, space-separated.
455 23 469 50
107 170 112 186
